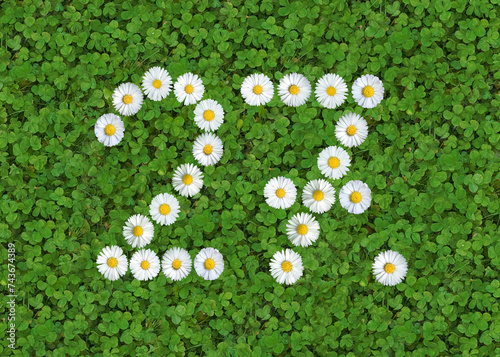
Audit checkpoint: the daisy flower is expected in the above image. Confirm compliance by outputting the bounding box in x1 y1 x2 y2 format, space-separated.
149 193 180 226
278 73 312 107
130 249 161 281
352 74 384 109
142 66 172 101
317 146 351 180
263 176 297 210
123 214 154 248
372 250 408 286
94 113 125 147
194 99 224 132
192 133 223 166
335 112 369 148
162 247 192 281
338 180 372 214
286 212 320 247
315 73 348 109
194 247 224 281
96 246 128 281
270 249 303 285
112 82 144 116
174 72 204 105
302 179 336 214
240 73 274 106
172 163 204 197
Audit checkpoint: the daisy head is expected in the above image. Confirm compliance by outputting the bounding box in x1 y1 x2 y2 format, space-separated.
352 74 384 109
302 179 336 214
317 146 351 180
194 99 224 132
270 249 303 285
162 247 192 281
123 214 154 249
335 112 369 148
338 180 372 214
372 250 408 286
240 73 274 106
96 246 128 281
172 163 204 197
286 212 320 247
112 82 144 116
142 66 172 101
263 176 297 210
94 113 125 147
194 247 224 281
149 193 180 226
192 133 223 166
278 73 312 107
174 72 204 105
130 249 161 281
315 73 348 109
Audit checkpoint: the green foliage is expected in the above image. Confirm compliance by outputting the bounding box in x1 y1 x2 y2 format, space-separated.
0 0 499 356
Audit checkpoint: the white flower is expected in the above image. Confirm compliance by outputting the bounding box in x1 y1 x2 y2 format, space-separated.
174 72 204 105
302 179 335 214
112 82 144 116
352 74 384 109
286 212 320 247
372 250 408 286
194 99 224 132
338 180 372 214
270 249 303 285
96 246 128 281
317 146 351 180
94 113 125 147
335 112 369 148
192 133 223 166
240 73 274 106
172 163 204 197
149 193 180 226
142 66 172 101
162 247 192 281
123 214 155 248
130 249 161 281
315 73 348 109
263 176 297 210
194 247 224 281
277 73 312 107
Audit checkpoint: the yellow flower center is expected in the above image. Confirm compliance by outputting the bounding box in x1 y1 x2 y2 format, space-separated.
289 85 300 95
183 174 193 185
107 257 118 268
133 226 143 237
281 261 292 272
326 86 336 96
328 157 340 168
172 259 182 270
362 85 375 97
185 84 194 94
159 204 171 215
346 125 357 136
297 224 308 235
203 144 213 155
253 85 263 94
350 191 362 203
204 258 215 270
203 110 215 121
104 124 116 136
123 94 133 104
276 188 285 198
384 263 395 274
141 260 150 270
153 79 162 89
313 190 324 201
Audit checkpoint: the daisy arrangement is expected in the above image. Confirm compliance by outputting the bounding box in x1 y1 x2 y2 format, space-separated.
335 112 369 148
263 176 297 210
352 74 384 109
315 73 348 109
162 247 192 281
194 247 224 281
193 99 224 132
130 249 161 281
278 73 312 107
317 146 351 180
270 249 303 285
338 180 372 214
174 72 204 105
112 82 144 116
172 163 204 197
240 73 274 106
286 212 320 247
372 250 408 286
94 113 125 147
96 246 128 281
123 214 154 248
149 193 180 226
142 66 172 101
302 179 336 214
192 133 224 166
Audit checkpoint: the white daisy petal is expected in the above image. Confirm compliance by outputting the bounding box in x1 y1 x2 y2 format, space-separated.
263 176 297 210
149 193 180 226
317 146 351 180
372 250 408 286
162 247 192 281
352 74 384 109
112 82 144 116
278 73 312 107
193 99 224 132
314 73 348 109
94 113 125 147
302 179 335 214
96 246 128 281
241 73 274 106
142 66 172 101
192 133 224 166
286 212 320 247
194 247 224 281
130 249 161 281
335 112 369 148
172 163 204 197
123 214 155 248
270 249 303 285
174 72 204 105
338 180 372 214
